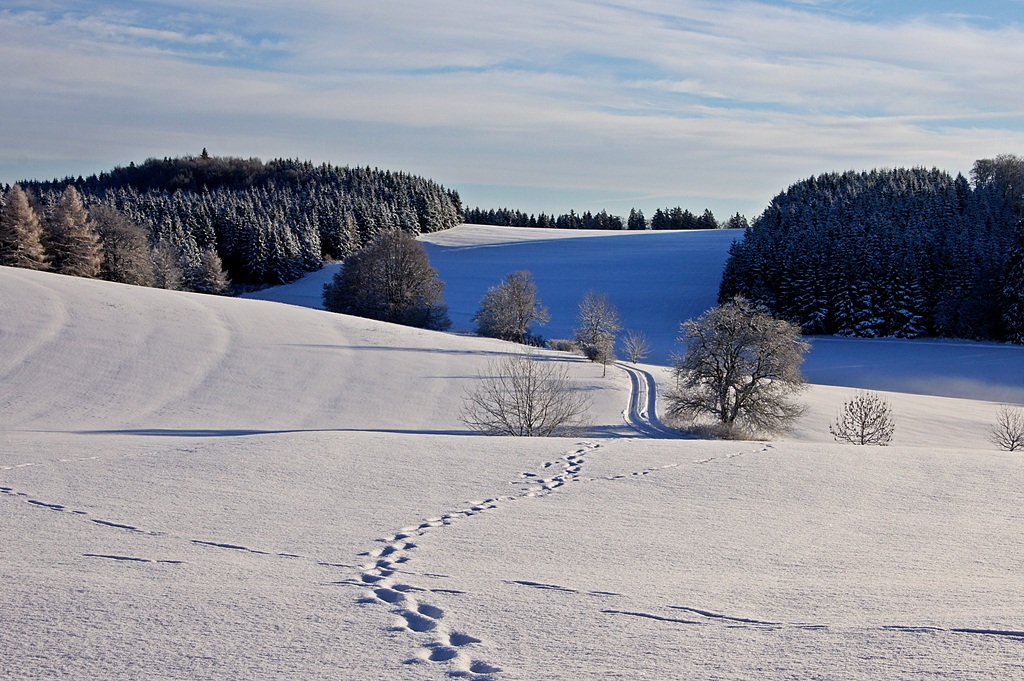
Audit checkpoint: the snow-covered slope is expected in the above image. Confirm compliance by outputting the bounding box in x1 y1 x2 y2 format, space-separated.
248 224 1024 403
0 265 626 435
3 265 1023 680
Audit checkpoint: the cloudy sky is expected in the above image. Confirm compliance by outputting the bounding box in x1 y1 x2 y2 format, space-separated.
1 1 1022 218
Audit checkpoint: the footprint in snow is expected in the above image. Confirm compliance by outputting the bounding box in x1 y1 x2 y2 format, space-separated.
417 602 445 619
448 631 482 646
373 587 405 605
428 646 459 662
396 609 439 633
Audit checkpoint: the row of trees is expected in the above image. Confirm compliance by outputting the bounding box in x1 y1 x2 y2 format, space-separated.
11 154 463 289
324 244 632 378
469 270 627 373
317 239 1020 447
719 157 1024 342
463 207 626 230
464 206 748 231
462 295 856 440
0 184 230 292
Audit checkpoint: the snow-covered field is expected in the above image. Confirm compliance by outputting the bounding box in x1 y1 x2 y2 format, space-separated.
250 224 1024 403
3 225 1023 680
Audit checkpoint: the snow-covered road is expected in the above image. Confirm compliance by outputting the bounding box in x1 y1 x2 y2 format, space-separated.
618 361 681 438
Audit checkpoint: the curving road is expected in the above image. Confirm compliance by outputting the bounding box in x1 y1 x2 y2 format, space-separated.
617 362 683 438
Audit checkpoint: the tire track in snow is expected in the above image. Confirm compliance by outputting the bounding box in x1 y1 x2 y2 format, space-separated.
118 293 235 428
617 362 683 439
0 270 69 386
347 442 601 679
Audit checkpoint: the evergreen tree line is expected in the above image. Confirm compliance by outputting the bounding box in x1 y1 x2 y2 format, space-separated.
463 207 624 230
719 158 1024 342
12 154 463 288
465 206 748 231
0 183 231 293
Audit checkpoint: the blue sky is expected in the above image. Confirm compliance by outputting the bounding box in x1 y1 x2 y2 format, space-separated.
1 1 1022 219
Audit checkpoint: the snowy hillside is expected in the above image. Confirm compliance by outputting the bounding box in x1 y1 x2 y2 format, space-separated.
3 265 1022 680
249 224 1024 403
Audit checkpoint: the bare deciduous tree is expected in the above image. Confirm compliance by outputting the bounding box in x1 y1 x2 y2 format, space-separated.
666 297 809 437
460 351 591 436
574 290 621 376
830 391 896 445
323 230 451 330
972 154 1024 218
473 270 549 344
621 329 651 364
988 405 1024 451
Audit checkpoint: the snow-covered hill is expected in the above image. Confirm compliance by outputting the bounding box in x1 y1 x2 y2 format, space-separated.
249 224 1024 403
2 264 1022 680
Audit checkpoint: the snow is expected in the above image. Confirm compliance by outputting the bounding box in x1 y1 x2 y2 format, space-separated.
250 224 1024 403
3 231 1024 681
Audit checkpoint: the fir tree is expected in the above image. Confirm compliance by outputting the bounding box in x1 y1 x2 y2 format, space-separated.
91 205 154 286
43 186 103 277
1001 225 1024 343
0 184 49 270
187 248 231 294
627 208 647 231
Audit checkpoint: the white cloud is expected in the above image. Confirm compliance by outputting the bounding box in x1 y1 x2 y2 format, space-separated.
1 1 1022 214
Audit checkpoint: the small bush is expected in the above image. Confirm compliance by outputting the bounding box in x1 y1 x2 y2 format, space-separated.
460 351 591 436
685 421 758 441
830 391 896 445
548 339 582 354
989 405 1024 451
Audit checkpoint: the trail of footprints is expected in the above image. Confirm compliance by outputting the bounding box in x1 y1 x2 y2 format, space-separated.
0 485 165 538
350 442 601 679
603 607 1024 643
693 443 774 465
0 484 296 564
350 439 774 677
3 437 704 679
355 509 505 677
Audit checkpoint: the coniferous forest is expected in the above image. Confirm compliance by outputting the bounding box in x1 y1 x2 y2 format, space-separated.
5 153 463 289
464 205 748 231
719 156 1024 342
5 151 1023 345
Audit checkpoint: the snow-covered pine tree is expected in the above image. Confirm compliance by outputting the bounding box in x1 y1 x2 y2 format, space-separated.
187 248 231 294
1000 225 1024 343
44 186 103 277
0 184 49 270
91 205 155 286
